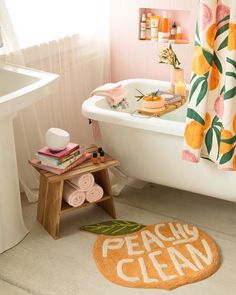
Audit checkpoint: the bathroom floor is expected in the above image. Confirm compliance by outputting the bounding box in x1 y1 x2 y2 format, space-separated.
0 183 236 295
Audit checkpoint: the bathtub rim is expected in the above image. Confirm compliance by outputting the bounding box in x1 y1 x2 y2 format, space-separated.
82 79 187 137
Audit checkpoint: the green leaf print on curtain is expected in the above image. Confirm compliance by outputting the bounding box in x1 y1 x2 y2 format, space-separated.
182 0 236 171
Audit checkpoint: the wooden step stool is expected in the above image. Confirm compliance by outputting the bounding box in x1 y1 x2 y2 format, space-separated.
32 147 118 239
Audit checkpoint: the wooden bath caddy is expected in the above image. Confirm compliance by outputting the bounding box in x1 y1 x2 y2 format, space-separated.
137 94 187 117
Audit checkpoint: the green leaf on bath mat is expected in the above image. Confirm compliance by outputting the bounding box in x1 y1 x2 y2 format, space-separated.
80 220 146 236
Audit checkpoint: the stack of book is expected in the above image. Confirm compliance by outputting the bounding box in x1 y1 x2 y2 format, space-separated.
29 143 91 175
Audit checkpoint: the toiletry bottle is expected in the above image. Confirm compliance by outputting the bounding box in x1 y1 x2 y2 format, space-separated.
92 152 98 164
98 147 103 157
145 12 152 40
100 150 105 163
162 11 169 33
140 13 146 40
150 16 159 41
176 26 182 40
170 22 177 40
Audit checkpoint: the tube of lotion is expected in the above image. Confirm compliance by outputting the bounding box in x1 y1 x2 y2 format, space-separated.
150 16 159 41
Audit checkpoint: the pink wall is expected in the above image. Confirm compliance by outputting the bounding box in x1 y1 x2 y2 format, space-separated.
110 0 199 83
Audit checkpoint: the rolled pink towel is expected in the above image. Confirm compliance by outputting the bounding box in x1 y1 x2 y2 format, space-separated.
86 184 104 203
90 83 127 106
63 182 86 207
69 173 94 191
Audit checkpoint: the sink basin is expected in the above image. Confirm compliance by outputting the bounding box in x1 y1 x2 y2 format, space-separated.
0 64 59 253
0 64 59 117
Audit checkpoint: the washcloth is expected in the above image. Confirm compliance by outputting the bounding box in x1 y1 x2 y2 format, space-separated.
69 173 95 191
62 182 86 207
85 184 104 203
90 83 127 106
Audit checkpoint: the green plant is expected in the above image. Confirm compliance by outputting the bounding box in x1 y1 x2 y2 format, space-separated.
135 89 160 101
159 44 181 69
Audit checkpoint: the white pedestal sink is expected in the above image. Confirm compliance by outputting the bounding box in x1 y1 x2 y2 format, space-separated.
0 64 59 253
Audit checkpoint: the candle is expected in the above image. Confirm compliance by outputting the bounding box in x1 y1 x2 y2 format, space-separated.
175 82 187 96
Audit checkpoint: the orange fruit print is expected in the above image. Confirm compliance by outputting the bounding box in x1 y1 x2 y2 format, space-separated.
203 112 211 131
206 23 216 49
233 115 236 133
209 63 220 90
184 1 236 168
220 129 233 154
192 47 211 75
184 121 204 149
228 23 236 51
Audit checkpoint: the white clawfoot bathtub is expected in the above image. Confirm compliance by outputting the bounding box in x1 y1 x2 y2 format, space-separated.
82 79 236 202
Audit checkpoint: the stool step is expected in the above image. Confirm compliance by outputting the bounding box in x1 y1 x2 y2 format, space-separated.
34 146 118 239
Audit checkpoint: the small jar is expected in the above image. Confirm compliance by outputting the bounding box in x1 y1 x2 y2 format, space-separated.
100 150 105 163
98 147 103 156
92 152 98 164
176 26 182 40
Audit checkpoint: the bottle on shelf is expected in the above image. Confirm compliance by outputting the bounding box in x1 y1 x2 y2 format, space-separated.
176 26 182 40
140 13 146 40
145 12 152 40
161 11 169 33
158 11 170 43
158 32 170 43
150 15 159 41
170 22 177 40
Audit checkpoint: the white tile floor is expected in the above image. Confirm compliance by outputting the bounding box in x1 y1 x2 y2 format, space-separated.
0 183 235 295
117 183 236 238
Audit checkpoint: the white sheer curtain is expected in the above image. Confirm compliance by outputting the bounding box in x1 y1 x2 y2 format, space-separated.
0 0 111 202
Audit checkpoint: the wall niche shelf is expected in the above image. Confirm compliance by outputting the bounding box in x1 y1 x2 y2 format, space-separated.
139 7 190 45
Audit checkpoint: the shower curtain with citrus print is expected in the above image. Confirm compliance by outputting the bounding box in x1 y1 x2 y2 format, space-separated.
182 0 236 170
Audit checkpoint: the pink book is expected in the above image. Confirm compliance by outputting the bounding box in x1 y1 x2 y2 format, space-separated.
38 143 80 159
29 153 92 175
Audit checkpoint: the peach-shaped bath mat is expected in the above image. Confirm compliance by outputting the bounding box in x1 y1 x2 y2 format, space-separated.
81 221 221 290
